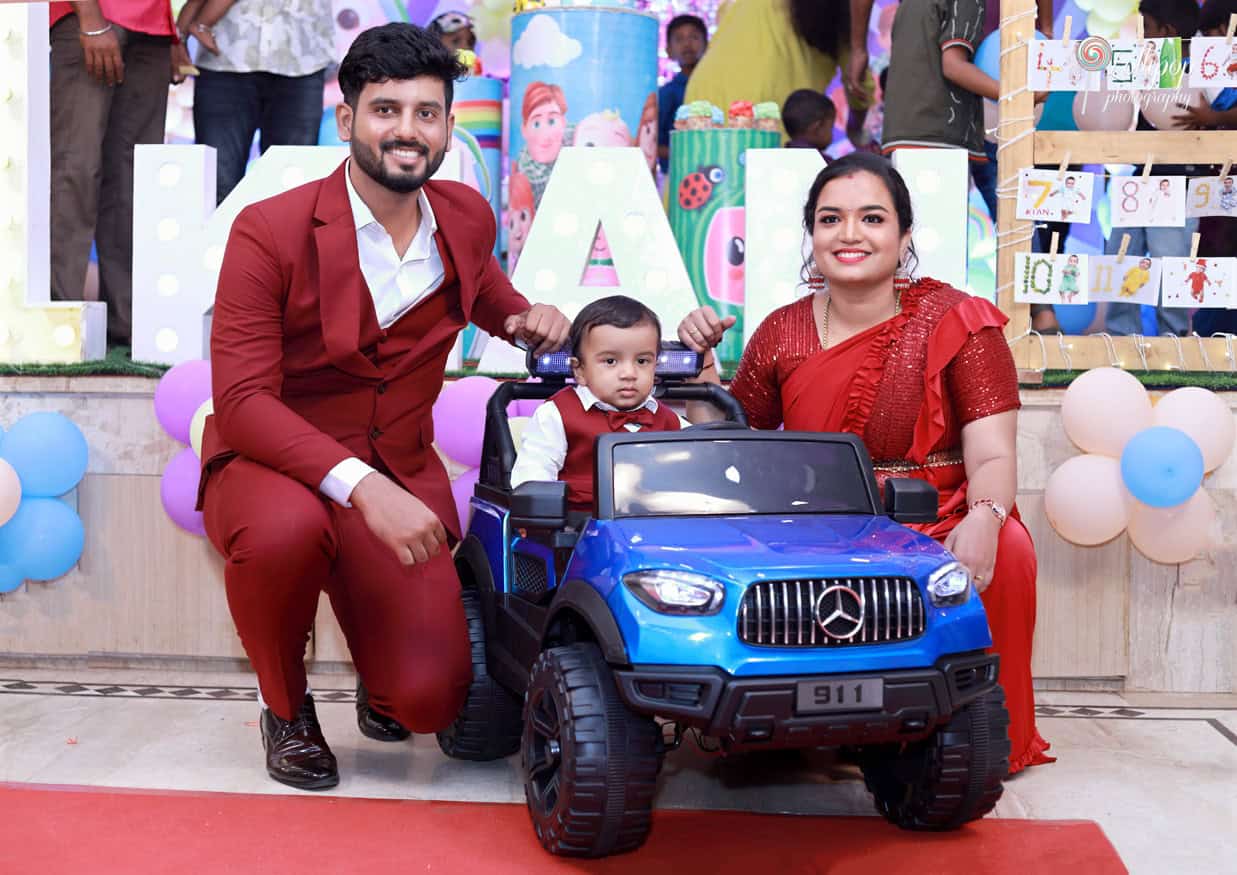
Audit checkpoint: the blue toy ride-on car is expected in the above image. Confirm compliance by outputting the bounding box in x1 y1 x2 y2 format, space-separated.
437 344 1010 858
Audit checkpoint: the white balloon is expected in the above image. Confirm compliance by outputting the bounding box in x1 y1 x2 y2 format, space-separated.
1152 387 1236 472
1060 367 1153 457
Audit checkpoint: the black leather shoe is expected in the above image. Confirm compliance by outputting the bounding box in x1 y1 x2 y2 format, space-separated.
260 694 339 790
356 679 411 742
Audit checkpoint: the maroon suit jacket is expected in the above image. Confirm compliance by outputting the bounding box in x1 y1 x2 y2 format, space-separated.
199 162 529 537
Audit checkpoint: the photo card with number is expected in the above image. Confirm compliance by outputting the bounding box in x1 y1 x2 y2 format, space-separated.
1014 251 1090 305
1015 169 1096 223
1027 40 1102 91
1110 176 1187 228
1186 176 1237 218
1161 257 1234 308
1087 254 1162 305
1107 39 1181 90
1188 37 1237 88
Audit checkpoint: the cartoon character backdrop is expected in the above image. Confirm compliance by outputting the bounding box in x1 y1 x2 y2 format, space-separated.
507 6 659 271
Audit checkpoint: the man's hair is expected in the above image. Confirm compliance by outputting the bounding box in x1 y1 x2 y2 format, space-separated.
569 296 662 359
782 89 836 139
1198 0 1237 33
522 82 568 123
666 14 707 42
338 23 467 109
1138 0 1201 36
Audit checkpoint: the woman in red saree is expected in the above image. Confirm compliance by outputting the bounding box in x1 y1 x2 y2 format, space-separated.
679 153 1052 775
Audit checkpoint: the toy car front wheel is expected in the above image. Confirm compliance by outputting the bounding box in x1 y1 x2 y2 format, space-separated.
860 686 1010 830
522 643 661 858
436 586 523 761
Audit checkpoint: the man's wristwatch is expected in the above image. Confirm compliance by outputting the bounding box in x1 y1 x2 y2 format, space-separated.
970 498 1008 527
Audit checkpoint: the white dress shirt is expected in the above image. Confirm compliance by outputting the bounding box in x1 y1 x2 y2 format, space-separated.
510 386 689 489
317 163 446 507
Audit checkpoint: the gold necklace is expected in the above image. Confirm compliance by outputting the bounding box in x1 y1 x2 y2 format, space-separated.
819 288 902 350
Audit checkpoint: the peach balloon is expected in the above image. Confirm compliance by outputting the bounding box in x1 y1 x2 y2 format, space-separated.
1127 489 1215 564
1060 367 1153 457
0 459 19 527
1152 387 1236 472
1045 454 1129 545
1138 89 1208 131
1073 80 1136 132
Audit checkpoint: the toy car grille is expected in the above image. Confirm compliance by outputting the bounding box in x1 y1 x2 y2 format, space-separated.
513 552 549 596
737 578 925 647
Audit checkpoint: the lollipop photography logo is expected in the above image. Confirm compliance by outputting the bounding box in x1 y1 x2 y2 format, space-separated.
1076 35 1112 71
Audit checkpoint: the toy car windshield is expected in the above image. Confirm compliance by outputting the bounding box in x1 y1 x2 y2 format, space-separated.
608 436 878 518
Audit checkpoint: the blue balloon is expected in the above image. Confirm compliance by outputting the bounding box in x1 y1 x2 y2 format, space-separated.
1037 91 1078 131
974 31 1001 80
1121 427 1205 509
0 412 88 497
0 564 23 594
0 498 85 581
1053 302 1097 334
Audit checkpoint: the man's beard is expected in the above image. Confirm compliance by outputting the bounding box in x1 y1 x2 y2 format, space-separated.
351 136 446 194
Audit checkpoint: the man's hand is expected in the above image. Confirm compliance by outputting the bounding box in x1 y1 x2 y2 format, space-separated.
844 46 869 103
79 23 124 86
170 42 193 84
505 303 570 355
350 472 447 565
677 306 735 352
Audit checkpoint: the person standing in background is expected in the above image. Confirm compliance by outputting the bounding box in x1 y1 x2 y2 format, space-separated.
48 0 188 349
188 0 335 204
657 14 708 173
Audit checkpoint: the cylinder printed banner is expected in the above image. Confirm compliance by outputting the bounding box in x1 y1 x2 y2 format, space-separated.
668 128 780 364
508 7 659 273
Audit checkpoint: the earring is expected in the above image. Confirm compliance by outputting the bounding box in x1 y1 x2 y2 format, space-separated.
807 262 826 291
894 262 912 295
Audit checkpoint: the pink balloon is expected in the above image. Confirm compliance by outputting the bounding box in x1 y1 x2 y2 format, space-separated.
1139 89 1208 131
1045 454 1129 545
0 458 19 527
1072 81 1136 132
1061 367 1152 457
160 447 206 536
451 467 480 532
1127 489 1215 564
154 359 212 444
433 377 499 467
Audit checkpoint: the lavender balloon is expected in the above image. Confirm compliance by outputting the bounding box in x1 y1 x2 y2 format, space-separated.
450 467 480 531
160 447 206 536
432 377 498 467
154 359 213 444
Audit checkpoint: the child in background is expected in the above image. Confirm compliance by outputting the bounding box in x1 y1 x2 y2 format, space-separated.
427 10 477 52
782 89 836 159
658 15 709 173
1103 0 1202 337
511 296 687 512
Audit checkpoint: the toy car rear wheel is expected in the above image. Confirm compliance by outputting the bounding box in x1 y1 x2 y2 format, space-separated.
860 685 1010 830
522 643 661 858
435 586 523 761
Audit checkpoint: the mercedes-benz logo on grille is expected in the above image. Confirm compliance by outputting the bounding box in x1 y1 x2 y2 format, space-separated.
814 585 865 640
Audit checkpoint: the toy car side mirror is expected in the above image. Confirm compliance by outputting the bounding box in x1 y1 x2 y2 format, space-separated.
510 481 569 530
884 477 939 524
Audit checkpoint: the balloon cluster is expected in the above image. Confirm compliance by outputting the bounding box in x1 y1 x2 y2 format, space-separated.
1075 0 1139 39
1045 368 1232 564
0 412 89 593
154 360 213 536
432 377 541 528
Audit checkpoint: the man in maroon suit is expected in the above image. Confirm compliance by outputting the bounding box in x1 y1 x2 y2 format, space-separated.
199 23 569 790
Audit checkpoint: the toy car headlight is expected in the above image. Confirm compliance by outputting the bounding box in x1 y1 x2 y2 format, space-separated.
927 562 971 607
623 570 725 615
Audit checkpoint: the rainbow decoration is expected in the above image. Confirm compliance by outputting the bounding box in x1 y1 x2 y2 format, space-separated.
453 79 504 259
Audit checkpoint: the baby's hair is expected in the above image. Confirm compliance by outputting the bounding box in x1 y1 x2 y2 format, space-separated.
569 295 662 359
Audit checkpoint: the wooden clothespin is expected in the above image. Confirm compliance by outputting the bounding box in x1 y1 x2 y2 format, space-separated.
1050 231 1060 255
1220 159 1232 181
1117 233 1131 264
1190 233 1201 259
1062 15 1072 46
1057 151 1072 179
1142 155 1154 178
1227 13 1236 45
1136 16 1144 41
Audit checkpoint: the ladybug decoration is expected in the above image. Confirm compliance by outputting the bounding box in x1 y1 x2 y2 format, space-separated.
677 165 726 210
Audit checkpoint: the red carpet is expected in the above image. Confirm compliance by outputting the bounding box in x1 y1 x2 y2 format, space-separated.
0 783 1126 874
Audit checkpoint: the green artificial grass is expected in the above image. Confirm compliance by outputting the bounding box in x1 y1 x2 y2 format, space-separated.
1029 369 1237 391
0 347 169 379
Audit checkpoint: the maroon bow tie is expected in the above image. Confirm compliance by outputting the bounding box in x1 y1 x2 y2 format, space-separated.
605 406 656 430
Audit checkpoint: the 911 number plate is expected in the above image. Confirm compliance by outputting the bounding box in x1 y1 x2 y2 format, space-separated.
795 678 884 713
